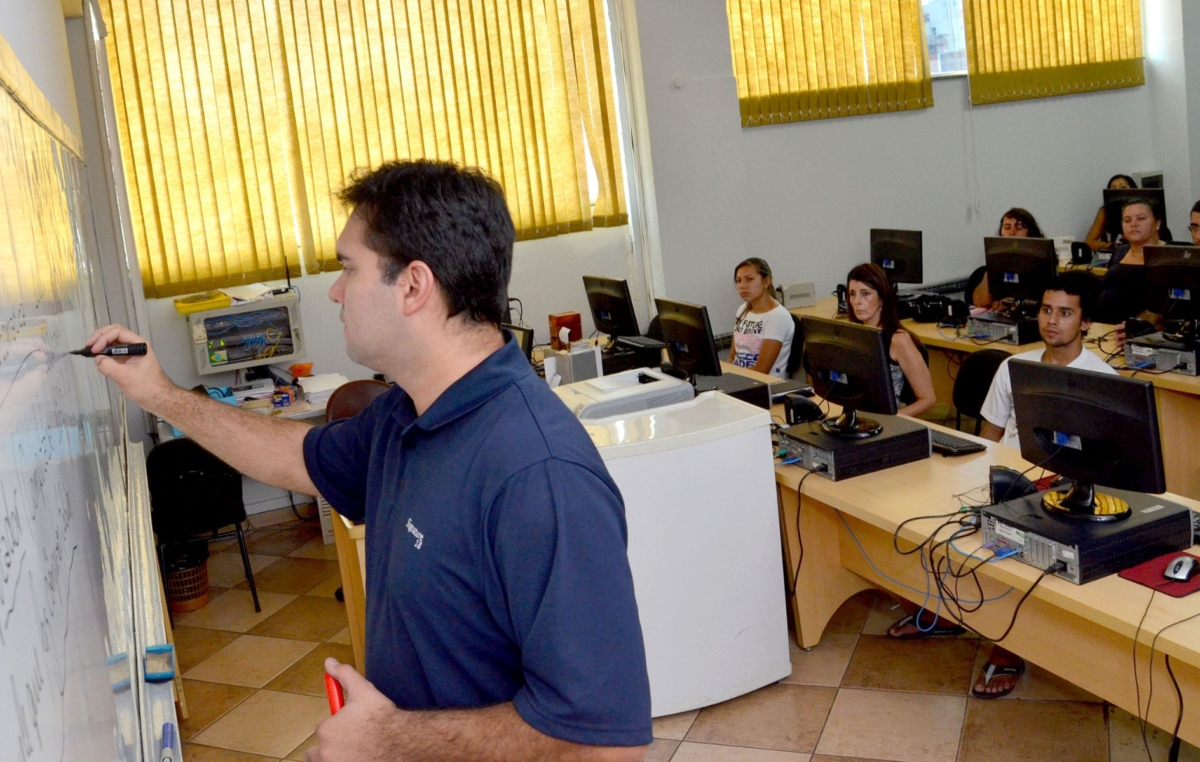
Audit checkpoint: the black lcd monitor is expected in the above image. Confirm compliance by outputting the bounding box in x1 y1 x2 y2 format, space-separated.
800 316 897 438
870 229 923 285
502 323 535 361
984 236 1057 305
654 298 722 379
1103 188 1167 241
583 276 641 343
1009 360 1164 522
1143 245 1200 335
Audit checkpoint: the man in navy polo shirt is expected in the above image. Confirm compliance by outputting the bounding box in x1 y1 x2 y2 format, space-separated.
87 161 652 761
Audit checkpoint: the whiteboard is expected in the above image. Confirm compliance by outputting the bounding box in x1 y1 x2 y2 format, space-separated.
0 32 163 762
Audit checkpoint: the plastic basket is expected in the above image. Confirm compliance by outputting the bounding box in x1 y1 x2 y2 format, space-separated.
166 562 210 613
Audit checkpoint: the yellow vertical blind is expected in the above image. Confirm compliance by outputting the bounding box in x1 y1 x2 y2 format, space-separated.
964 0 1144 105
726 0 934 127
101 0 628 296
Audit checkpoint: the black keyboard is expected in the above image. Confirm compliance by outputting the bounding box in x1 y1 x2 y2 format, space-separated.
921 277 971 295
929 428 987 456
615 335 666 350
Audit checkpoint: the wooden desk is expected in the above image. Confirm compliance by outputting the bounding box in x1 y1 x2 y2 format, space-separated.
792 297 1200 499
773 434 1200 746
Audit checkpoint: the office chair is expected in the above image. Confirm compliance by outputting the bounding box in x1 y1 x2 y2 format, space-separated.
146 438 260 613
951 349 1010 434
324 379 391 603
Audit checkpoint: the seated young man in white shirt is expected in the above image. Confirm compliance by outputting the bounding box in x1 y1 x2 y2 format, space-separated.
973 270 1116 698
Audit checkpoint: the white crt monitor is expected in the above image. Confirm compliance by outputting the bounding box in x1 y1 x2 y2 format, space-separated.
188 292 305 375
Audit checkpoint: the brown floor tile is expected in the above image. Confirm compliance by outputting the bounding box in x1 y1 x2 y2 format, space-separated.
958 699 1105 762
207 551 279 589
234 557 340 595
824 590 877 635
244 524 323 556
686 683 836 753
180 742 277 762
1108 705 1200 762
174 589 297 633
653 709 699 740
285 734 318 761
305 572 343 598
174 626 241 673
968 648 1102 701
815 688 965 762
781 634 858 688
327 627 352 645
671 743 812 761
184 634 318 688
249 595 348 642
860 594 908 636
265 642 356 696
812 756 890 762
207 530 244 554
178 680 255 740
841 634 979 694
642 738 681 762
192 689 329 757
288 536 340 561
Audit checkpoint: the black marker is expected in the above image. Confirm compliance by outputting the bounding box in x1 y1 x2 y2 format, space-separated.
71 343 149 358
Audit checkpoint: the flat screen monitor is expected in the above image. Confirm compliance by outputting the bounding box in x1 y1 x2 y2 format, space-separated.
984 236 1057 304
1103 188 1167 241
1143 245 1200 331
583 276 641 341
870 229 923 285
188 293 305 376
800 316 897 438
653 298 722 379
1010 360 1164 522
503 323 535 361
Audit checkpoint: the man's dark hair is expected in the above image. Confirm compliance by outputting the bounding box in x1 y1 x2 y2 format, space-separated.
1190 198 1200 217
1045 271 1101 322
338 160 515 326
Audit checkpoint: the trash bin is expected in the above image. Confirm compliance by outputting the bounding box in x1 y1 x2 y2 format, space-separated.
165 540 210 614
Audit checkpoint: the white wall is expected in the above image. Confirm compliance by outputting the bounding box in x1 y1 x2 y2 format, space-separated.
1183 1 1200 205
630 0 1183 329
0 0 81 139
1145 0 1192 231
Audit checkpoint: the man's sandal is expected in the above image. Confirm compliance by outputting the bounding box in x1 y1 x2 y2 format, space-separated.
971 660 1026 699
885 612 967 640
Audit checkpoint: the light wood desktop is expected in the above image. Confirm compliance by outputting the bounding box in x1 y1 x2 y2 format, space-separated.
771 426 1200 746
792 296 1200 500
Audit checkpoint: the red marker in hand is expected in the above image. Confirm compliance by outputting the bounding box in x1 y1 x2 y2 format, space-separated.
325 673 345 715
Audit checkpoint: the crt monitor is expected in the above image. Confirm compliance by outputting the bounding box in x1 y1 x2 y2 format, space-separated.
1143 245 1200 338
583 276 641 342
187 292 305 376
984 236 1057 305
653 298 722 379
800 316 897 438
1103 188 1167 241
870 229 923 285
1009 360 1165 522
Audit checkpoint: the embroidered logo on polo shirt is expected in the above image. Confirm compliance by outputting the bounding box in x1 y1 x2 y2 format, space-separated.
405 518 424 550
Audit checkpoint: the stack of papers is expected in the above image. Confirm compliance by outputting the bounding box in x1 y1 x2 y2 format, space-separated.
300 373 350 405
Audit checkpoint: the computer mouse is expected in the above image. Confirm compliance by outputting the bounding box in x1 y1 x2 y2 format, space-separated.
1164 555 1199 582
785 393 825 425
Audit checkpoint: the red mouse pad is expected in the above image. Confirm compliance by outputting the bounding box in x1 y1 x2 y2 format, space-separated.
1119 550 1200 598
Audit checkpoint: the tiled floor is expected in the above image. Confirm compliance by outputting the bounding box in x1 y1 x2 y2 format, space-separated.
175 522 1200 762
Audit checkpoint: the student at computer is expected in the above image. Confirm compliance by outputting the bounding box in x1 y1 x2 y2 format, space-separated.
1084 174 1137 251
729 258 794 378
1095 198 1164 324
1191 199 1200 245
844 263 935 416
971 271 1117 696
970 208 1045 308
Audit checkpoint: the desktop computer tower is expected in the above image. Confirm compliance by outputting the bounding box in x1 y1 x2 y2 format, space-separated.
981 489 1193 584
776 415 931 480
967 312 1040 346
1125 332 1198 375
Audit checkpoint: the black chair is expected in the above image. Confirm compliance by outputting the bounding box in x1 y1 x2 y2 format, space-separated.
965 265 988 306
146 439 260 612
951 349 1010 434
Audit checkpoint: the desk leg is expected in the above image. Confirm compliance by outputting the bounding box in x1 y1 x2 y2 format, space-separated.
331 512 366 671
778 484 873 649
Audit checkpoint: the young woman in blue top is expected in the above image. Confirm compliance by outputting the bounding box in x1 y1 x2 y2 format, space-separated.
844 263 935 417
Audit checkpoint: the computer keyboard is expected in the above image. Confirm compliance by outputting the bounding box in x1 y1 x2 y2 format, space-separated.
616 335 666 350
921 277 971 296
928 428 987 456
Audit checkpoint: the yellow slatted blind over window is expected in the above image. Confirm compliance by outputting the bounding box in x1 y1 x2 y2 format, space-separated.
964 0 1144 105
726 0 933 127
101 0 628 296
